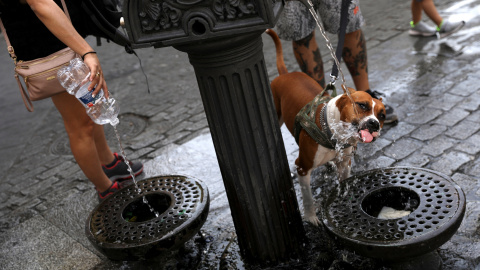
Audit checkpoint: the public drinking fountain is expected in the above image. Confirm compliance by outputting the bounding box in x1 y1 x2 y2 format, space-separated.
321 167 466 269
102 0 307 265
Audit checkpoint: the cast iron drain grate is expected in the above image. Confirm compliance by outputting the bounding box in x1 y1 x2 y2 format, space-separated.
86 175 209 261
321 167 465 262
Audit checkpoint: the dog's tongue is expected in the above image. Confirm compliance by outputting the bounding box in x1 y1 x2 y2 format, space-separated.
360 129 374 143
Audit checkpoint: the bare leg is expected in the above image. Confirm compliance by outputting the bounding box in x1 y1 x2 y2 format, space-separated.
293 31 326 88
412 0 443 26
51 92 112 192
342 29 370 92
93 124 115 165
411 0 424 24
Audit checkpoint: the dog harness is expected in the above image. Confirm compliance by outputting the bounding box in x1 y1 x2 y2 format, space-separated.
294 93 351 150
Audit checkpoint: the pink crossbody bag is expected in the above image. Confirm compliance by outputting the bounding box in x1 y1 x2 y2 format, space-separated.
0 0 79 112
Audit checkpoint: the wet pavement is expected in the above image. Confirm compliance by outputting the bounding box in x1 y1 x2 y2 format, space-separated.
1 0 480 269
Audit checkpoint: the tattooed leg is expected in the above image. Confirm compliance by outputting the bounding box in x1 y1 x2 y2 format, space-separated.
292 31 325 88
342 29 370 91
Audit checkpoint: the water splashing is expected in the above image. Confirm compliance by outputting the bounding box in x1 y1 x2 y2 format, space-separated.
112 125 159 218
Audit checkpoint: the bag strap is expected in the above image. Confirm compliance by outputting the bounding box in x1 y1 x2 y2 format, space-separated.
0 16 16 63
0 0 70 112
15 74 34 112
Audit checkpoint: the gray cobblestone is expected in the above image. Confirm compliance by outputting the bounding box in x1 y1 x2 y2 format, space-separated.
384 138 423 160
362 156 396 170
426 93 464 111
149 111 170 122
465 157 480 177
190 113 207 122
176 128 211 145
457 201 480 237
130 129 166 150
147 144 177 159
395 152 430 168
448 76 480 97
165 100 192 119
380 122 416 141
17 176 61 201
56 164 82 180
445 119 480 140
452 173 479 199
404 107 443 124
410 72 451 96
355 138 392 159
11 152 56 168
411 124 448 141
458 92 480 112
166 120 196 135
37 161 75 181
434 108 470 127
421 136 457 157
127 147 155 160
185 119 209 132
466 110 480 122
430 151 474 176
10 178 41 195
43 156 69 169
0 192 7 204
455 134 480 155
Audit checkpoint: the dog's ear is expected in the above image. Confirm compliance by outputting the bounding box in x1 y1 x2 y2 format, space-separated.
346 87 356 95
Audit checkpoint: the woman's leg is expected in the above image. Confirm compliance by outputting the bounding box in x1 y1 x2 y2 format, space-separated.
411 0 424 24
92 124 115 165
419 0 443 26
51 92 112 192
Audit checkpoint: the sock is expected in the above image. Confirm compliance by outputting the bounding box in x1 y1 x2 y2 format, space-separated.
436 20 444 31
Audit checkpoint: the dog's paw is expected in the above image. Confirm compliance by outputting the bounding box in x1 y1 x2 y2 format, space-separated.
305 215 322 226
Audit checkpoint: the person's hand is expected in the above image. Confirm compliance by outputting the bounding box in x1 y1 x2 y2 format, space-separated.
83 53 109 99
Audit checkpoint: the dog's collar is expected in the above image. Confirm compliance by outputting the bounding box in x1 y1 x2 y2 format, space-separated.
294 94 351 150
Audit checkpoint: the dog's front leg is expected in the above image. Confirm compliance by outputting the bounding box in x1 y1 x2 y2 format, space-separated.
335 147 353 181
298 171 321 226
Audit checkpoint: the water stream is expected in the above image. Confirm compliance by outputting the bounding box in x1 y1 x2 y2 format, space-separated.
113 125 160 218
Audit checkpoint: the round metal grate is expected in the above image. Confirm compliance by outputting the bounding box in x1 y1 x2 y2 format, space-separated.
321 167 465 262
85 175 209 261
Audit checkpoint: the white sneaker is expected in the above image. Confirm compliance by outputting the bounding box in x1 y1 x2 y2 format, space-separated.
409 21 436 37
437 20 465 38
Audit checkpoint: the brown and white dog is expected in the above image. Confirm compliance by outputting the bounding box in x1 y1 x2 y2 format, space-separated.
266 29 386 225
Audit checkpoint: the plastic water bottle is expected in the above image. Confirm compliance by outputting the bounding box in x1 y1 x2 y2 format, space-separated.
57 58 120 126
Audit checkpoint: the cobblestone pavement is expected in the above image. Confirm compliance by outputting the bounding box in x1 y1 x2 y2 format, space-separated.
1 0 480 269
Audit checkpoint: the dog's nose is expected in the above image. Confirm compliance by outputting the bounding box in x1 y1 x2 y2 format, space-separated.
367 118 379 132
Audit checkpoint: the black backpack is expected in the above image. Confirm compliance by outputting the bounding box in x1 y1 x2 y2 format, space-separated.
80 0 132 50
80 0 150 92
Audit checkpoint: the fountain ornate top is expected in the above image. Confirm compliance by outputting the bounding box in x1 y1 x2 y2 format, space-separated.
123 0 283 48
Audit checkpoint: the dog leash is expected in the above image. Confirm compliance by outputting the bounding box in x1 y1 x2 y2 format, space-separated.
324 0 352 97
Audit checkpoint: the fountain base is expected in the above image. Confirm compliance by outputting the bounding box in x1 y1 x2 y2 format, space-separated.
321 167 465 263
85 175 209 261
